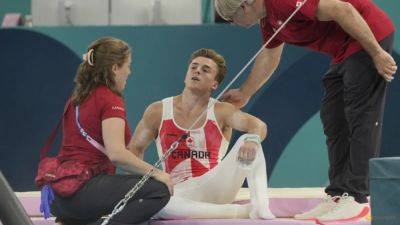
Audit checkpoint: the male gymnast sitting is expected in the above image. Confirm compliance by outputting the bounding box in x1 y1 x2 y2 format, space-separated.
128 48 275 219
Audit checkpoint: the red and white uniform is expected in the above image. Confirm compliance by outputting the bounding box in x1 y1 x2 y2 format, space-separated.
153 98 272 219
156 97 229 184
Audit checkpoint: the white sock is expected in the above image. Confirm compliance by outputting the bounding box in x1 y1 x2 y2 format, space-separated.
243 151 275 219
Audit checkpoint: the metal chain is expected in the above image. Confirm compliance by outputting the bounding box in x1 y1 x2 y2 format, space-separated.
101 139 182 225
101 1 309 224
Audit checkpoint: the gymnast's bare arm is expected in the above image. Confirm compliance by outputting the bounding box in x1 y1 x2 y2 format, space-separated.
215 102 267 163
127 101 162 159
125 102 174 194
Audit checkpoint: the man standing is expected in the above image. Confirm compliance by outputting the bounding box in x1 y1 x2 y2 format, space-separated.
214 0 396 222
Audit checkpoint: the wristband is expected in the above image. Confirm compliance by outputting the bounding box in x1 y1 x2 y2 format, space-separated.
243 134 261 144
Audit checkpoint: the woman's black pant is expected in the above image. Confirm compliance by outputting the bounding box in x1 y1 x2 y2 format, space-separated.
51 174 170 225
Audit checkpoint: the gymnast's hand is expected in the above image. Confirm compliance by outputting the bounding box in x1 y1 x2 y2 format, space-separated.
154 170 174 196
221 88 250 108
237 141 258 164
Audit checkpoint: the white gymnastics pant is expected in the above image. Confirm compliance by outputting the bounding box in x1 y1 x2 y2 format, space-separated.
155 134 274 219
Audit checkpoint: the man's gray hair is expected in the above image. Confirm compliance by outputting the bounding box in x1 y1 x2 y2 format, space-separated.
214 0 254 21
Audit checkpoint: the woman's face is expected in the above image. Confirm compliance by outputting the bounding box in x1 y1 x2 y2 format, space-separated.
113 54 132 92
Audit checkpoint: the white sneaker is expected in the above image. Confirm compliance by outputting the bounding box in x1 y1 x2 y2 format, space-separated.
316 193 370 223
294 195 339 220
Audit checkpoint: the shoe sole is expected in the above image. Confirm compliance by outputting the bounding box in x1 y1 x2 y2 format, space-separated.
294 217 318 221
316 206 370 225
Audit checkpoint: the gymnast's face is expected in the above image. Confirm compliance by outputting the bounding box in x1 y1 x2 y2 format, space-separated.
185 56 219 93
113 54 132 92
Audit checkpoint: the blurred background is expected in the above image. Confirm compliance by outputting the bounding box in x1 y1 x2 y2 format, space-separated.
0 0 399 191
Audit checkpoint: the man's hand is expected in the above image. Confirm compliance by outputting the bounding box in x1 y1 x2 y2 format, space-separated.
373 49 397 82
153 170 174 195
237 141 258 164
316 0 397 82
221 88 250 108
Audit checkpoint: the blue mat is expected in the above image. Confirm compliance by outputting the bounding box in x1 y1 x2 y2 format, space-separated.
370 157 400 225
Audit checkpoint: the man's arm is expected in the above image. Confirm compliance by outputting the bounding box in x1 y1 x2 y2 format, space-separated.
316 0 397 80
127 102 162 159
222 44 284 108
241 44 284 98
